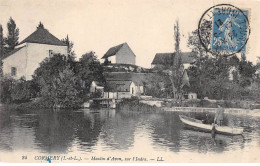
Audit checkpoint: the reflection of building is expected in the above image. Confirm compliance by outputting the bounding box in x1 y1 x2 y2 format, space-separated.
1 26 67 80
101 42 136 65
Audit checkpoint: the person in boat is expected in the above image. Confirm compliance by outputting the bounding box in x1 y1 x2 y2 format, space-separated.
214 104 224 126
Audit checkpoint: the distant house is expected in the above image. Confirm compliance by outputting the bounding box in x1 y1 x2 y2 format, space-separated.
90 81 105 93
103 80 143 99
101 42 136 65
1 26 67 80
104 72 145 95
151 52 195 69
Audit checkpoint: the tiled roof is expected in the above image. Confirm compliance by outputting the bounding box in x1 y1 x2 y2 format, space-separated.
151 52 195 65
1 46 26 60
19 27 66 46
151 53 174 65
101 42 136 59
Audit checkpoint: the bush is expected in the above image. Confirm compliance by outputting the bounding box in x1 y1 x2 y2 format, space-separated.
0 77 39 104
117 97 159 112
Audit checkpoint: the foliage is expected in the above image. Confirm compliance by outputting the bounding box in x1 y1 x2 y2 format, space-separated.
145 71 172 98
0 77 38 104
33 54 82 108
118 97 158 112
5 17 19 53
187 20 257 101
75 51 105 101
0 24 5 59
169 20 186 99
61 35 76 61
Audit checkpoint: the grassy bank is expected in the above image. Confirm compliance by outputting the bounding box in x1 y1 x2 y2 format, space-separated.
117 98 160 113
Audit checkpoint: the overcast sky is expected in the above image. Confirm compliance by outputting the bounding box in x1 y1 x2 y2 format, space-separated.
0 0 259 67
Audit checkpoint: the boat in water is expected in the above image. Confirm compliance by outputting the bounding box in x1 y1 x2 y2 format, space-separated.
179 115 243 135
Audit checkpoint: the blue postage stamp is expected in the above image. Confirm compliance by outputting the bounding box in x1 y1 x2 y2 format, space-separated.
211 8 249 53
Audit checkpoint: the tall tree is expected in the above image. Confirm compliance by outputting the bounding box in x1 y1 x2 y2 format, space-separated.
61 35 76 61
5 17 19 52
0 24 4 58
169 20 184 100
0 24 4 77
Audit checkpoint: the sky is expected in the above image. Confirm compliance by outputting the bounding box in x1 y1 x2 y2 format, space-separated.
0 0 259 68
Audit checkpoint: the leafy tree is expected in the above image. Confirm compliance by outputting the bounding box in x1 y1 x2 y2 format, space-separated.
10 78 39 103
0 77 13 103
33 54 82 108
0 24 4 59
186 19 255 100
76 51 105 100
169 20 185 99
61 35 76 61
5 17 19 52
238 54 256 87
51 66 82 108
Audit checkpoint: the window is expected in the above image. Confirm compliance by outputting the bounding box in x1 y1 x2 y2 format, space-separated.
11 67 17 76
132 87 134 94
49 50 53 57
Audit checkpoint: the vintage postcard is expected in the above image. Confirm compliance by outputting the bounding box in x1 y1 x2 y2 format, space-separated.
0 0 260 163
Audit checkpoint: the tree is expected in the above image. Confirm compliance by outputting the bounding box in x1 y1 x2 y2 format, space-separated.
169 20 185 100
76 51 105 100
238 54 256 87
5 17 19 52
0 24 4 59
61 35 76 61
33 54 82 108
0 24 4 76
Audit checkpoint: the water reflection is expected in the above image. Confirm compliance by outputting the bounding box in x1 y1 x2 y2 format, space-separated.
0 106 260 155
33 111 75 153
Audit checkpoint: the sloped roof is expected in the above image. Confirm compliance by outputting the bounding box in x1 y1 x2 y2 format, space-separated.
102 42 136 59
19 27 66 46
151 53 174 65
105 80 133 92
151 52 195 65
1 46 26 60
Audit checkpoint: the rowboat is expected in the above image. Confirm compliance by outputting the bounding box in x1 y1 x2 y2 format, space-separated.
179 115 243 135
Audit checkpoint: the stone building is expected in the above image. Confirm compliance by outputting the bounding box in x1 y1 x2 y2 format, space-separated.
1 26 67 80
101 42 136 65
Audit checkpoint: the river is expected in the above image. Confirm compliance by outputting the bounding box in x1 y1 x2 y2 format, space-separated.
0 106 260 162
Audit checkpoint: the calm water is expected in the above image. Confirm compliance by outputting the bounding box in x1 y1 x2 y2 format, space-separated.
0 106 260 162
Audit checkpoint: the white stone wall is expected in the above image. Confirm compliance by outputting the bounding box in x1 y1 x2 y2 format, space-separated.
116 44 135 65
2 46 27 79
108 56 116 63
26 43 67 80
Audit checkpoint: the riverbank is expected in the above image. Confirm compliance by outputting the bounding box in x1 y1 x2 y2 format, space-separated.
139 97 260 109
161 106 260 117
117 97 260 116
